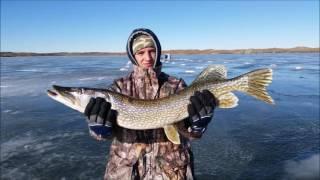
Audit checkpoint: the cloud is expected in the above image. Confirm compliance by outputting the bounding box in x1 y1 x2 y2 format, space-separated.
284 154 320 180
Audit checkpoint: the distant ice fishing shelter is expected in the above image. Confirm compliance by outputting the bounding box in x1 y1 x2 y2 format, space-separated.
161 54 171 62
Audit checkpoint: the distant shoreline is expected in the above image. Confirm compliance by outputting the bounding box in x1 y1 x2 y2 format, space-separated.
1 47 319 57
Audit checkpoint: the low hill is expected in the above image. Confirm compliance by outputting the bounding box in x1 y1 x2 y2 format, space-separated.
1 47 318 57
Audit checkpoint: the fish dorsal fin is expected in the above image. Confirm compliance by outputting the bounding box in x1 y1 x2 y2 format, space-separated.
192 65 227 84
218 92 239 108
163 125 180 144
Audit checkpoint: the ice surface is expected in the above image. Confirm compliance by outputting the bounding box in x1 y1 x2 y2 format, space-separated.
1 53 319 179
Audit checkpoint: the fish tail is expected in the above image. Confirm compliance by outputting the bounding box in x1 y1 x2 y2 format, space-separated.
237 68 275 104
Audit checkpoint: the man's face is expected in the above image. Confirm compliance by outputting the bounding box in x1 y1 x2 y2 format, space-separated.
134 47 156 69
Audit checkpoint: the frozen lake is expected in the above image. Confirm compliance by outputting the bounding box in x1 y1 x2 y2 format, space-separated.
1 53 319 179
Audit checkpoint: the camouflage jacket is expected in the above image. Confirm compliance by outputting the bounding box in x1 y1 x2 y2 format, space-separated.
104 65 194 180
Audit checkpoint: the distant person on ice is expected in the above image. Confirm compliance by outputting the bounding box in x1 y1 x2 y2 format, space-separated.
84 28 216 180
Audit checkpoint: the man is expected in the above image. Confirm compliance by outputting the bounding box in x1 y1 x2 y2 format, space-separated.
84 28 216 180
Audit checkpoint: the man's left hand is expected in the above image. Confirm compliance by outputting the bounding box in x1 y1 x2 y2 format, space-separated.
186 90 217 138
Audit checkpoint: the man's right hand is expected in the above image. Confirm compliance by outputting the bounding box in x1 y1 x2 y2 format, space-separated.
84 97 117 140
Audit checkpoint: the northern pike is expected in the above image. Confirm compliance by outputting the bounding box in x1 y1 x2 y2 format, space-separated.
47 65 274 144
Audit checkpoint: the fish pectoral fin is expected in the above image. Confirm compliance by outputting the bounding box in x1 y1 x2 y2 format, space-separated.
163 125 181 144
217 92 239 108
135 144 143 158
191 65 227 84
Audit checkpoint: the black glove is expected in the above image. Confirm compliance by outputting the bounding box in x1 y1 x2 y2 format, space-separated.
84 97 117 140
186 90 216 138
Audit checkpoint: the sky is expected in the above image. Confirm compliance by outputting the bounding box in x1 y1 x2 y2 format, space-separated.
1 0 319 52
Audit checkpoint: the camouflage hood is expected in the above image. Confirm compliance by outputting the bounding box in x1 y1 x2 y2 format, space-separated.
126 28 162 68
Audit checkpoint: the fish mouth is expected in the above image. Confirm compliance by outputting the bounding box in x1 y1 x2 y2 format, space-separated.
47 85 61 97
47 89 58 96
47 85 76 101
47 85 66 97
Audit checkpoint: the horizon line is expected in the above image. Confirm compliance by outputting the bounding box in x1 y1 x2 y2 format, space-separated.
1 46 319 54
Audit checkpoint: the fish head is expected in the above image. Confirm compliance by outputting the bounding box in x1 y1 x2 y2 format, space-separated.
47 85 106 113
